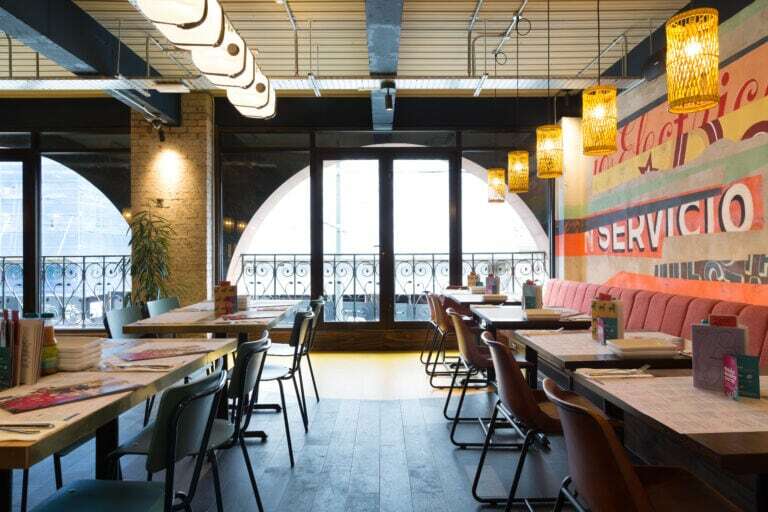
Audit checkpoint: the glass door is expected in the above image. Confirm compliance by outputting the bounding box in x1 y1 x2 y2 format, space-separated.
321 158 381 324
0 160 24 311
392 158 450 322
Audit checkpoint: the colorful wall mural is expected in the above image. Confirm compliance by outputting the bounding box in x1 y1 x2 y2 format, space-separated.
556 1 768 305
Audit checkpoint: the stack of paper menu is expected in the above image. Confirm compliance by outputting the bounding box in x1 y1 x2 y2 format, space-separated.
58 338 102 371
18 319 44 385
607 338 679 359
523 309 562 320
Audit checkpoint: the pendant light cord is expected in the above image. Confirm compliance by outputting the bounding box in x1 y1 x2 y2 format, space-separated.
597 0 601 85
547 0 551 123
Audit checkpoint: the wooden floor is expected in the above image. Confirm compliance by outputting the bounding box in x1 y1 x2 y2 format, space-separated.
14 352 569 512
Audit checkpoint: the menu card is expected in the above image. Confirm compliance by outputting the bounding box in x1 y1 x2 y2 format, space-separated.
0 377 140 414
522 283 543 310
214 281 237 316
692 324 746 391
723 355 761 399
591 296 624 344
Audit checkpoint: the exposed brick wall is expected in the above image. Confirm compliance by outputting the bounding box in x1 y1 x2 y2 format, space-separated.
130 93 214 305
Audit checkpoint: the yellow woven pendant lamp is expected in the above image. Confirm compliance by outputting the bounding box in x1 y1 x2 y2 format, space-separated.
665 8 719 114
507 151 529 193
487 168 506 203
536 125 563 179
582 0 617 156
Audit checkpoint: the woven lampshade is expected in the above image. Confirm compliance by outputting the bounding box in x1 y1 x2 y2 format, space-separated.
536 125 563 179
487 168 506 203
582 85 617 156
507 151 529 193
665 8 719 114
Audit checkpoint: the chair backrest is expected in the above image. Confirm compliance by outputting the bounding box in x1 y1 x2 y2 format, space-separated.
542 379 653 512
305 298 325 351
229 335 270 432
146 370 226 474
481 332 558 432
446 308 487 368
286 310 314 370
429 293 451 333
146 297 180 318
104 305 145 339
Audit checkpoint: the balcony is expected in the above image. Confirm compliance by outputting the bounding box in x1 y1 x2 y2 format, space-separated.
0 255 131 329
236 251 548 322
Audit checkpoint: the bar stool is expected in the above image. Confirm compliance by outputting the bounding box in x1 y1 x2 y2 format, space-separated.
542 378 740 512
472 332 613 510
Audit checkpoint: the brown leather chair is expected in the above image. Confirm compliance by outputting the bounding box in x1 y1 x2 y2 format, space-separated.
419 290 440 365
542 378 740 512
424 293 459 388
472 332 606 511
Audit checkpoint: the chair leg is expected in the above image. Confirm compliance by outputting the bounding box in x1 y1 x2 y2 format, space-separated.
471 402 502 505
553 478 568 512
239 436 265 512
143 396 155 427
53 453 63 489
441 361 462 420
419 324 436 364
277 380 295 467
504 430 536 512
291 374 309 433
296 365 309 425
423 328 439 374
305 353 320 402
207 450 224 512
21 469 29 512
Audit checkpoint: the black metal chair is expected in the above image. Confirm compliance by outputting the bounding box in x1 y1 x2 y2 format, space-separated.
269 298 324 403
260 310 314 466
109 338 271 512
18 304 151 512
31 371 227 512
146 297 181 318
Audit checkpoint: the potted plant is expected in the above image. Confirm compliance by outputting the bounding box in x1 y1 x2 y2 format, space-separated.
127 209 175 305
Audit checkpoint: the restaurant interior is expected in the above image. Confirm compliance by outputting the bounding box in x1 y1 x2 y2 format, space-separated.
0 0 766 510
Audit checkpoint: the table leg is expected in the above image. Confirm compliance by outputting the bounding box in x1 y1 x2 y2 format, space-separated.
0 469 12 511
756 474 767 512
95 418 119 480
525 346 538 388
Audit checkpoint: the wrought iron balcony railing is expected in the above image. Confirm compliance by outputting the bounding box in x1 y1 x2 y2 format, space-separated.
236 251 548 322
0 255 131 329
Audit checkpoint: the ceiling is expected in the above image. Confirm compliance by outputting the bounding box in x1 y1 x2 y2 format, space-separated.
0 0 689 95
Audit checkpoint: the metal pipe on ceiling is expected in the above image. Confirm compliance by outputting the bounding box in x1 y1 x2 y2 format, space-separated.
575 31 629 78
492 0 528 56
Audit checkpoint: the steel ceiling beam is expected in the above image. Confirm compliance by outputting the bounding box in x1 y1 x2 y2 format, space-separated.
0 0 180 125
365 0 403 130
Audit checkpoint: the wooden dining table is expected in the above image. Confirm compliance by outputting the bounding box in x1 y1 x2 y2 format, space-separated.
122 299 301 342
511 330 693 390
0 337 237 511
572 368 768 511
470 306 592 386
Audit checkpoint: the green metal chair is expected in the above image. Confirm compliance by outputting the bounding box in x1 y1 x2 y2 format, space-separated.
269 298 324 403
146 297 181 318
31 370 227 512
108 336 271 512
19 304 151 512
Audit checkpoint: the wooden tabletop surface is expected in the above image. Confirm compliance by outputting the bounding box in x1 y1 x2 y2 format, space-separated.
443 292 514 305
512 330 693 370
122 299 300 335
470 305 592 330
0 337 237 470
573 368 768 474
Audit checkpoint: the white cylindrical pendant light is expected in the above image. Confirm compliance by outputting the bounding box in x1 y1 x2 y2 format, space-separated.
227 68 271 109
234 85 276 119
191 17 247 77
133 0 207 27
206 50 256 88
155 0 225 49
